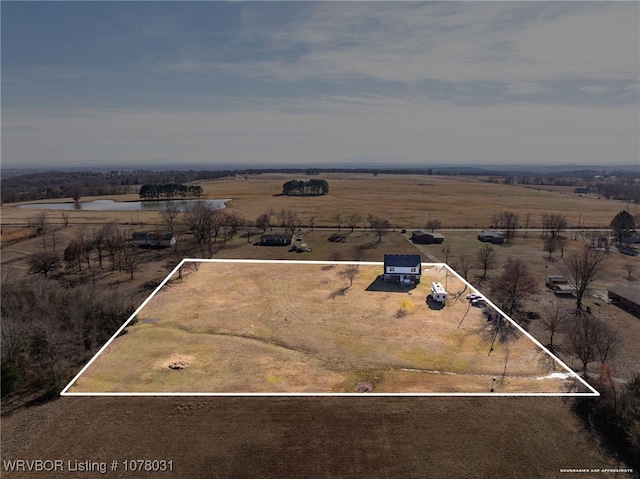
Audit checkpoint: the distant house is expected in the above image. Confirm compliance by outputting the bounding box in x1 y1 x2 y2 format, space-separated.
608 284 640 317
383 254 421 284
478 230 505 244
412 230 444 244
260 233 294 246
130 231 175 248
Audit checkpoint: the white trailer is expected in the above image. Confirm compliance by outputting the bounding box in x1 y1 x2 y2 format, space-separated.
430 282 447 303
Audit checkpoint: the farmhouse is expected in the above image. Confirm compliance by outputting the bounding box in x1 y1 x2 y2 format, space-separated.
383 254 421 284
412 230 445 244
608 284 640 317
260 233 294 246
130 231 176 248
478 230 504 244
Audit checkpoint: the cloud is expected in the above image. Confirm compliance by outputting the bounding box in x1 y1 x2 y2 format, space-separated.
580 85 609 94
207 2 640 105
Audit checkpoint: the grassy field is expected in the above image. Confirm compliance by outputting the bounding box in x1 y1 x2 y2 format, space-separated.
70 261 583 394
1 172 638 477
0 172 630 229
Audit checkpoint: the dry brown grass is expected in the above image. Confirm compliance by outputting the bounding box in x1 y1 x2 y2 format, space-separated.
71 261 583 394
1 173 629 230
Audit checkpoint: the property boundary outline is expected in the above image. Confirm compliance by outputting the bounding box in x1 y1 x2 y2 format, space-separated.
61 259 599 397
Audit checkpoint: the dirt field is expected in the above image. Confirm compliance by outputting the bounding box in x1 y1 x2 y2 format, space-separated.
1 396 631 479
68 261 585 394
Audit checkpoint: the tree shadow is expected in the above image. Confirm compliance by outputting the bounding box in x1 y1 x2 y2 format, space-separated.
365 275 417 293
329 286 350 299
425 295 445 310
476 311 521 354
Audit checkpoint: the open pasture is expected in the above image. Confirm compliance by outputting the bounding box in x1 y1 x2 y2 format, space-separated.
70 261 584 394
1 173 629 231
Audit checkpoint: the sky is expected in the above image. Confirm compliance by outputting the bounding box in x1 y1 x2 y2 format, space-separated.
1 1 639 169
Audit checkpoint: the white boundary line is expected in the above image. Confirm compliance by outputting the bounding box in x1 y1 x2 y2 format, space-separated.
61 259 598 397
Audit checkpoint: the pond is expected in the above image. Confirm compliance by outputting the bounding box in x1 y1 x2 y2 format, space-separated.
17 199 230 212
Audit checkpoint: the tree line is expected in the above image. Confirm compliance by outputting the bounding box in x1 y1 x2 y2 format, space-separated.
1 274 135 398
139 183 203 200
282 179 329 196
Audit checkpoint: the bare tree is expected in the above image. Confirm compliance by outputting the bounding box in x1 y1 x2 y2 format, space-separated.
346 213 362 232
540 301 566 351
454 255 472 281
105 226 126 271
564 246 608 311
122 245 140 280
308 215 317 232
284 210 299 234
342 264 359 288
610 210 635 245
441 245 452 263
184 201 222 256
493 211 518 243
370 216 390 243
523 212 532 238
256 213 270 233
266 207 276 232
567 311 600 376
352 245 365 262
541 213 567 239
549 214 568 239
625 263 635 280
426 218 442 232
61 211 69 227
91 224 114 269
333 213 343 232
594 322 619 365
544 236 558 260
557 236 567 258
490 258 538 318
160 203 181 235
476 244 497 279
28 211 47 237
28 251 61 278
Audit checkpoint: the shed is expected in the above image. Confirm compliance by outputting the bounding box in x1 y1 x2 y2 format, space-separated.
608 284 640 316
383 254 421 284
412 230 445 244
478 230 504 244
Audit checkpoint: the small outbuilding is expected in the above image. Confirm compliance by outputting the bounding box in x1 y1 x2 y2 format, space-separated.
412 230 445 244
260 233 294 246
478 230 504 244
383 254 421 284
608 283 640 317
545 275 575 294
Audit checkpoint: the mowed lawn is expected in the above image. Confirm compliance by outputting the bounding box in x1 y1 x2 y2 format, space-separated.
71 261 586 394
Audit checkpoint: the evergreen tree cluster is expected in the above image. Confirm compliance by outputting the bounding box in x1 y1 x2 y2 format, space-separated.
282 179 329 196
139 183 203 200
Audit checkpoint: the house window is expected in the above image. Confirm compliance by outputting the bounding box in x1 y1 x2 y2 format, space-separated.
411 267 416 272
389 267 395 272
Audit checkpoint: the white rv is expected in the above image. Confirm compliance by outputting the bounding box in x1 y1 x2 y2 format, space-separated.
430 282 447 303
